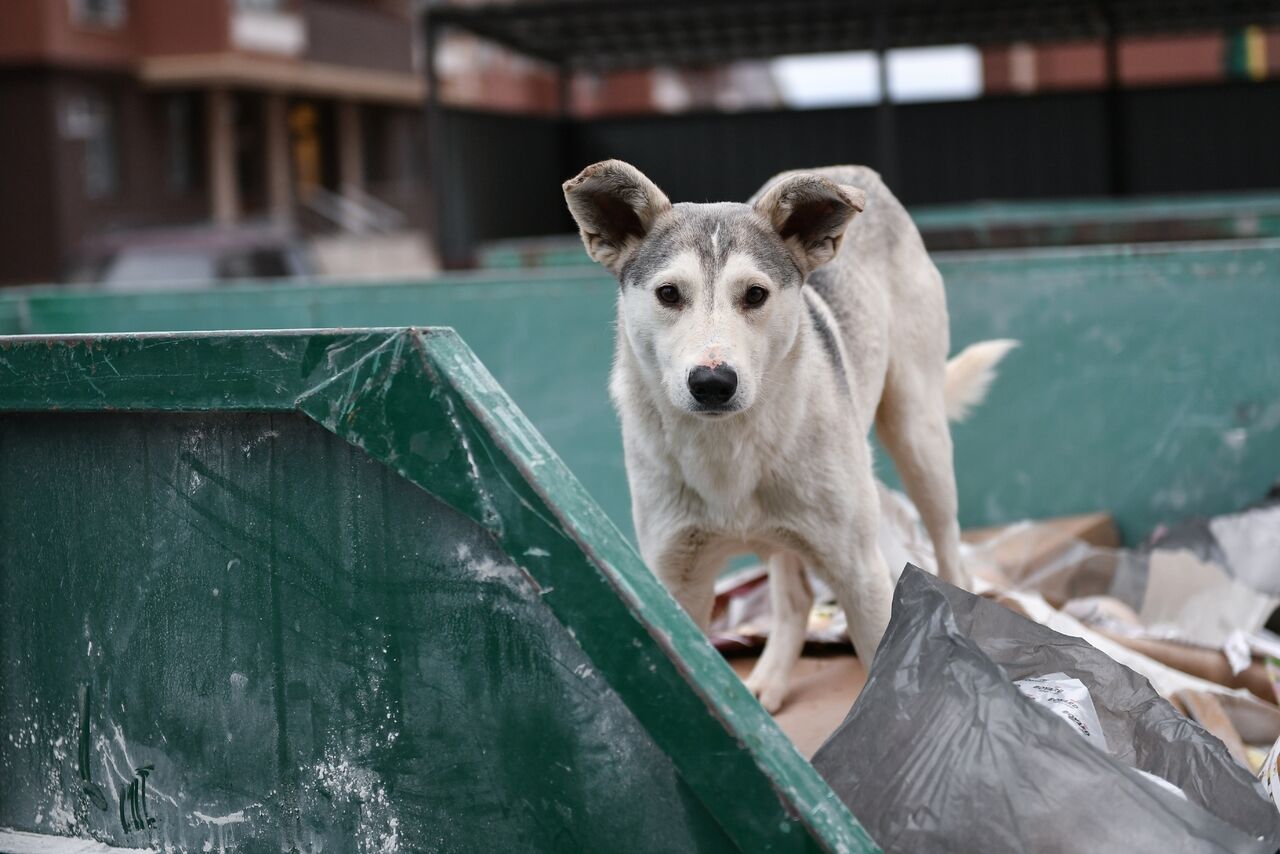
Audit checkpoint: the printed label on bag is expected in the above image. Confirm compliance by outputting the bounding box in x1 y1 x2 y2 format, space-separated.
1014 672 1109 753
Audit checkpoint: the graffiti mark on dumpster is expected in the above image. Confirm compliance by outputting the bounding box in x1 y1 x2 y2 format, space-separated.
118 765 156 833
79 685 159 834
77 684 109 811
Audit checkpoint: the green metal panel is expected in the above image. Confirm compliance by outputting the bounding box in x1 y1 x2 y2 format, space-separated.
476 192 1280 267
0 239 1277 541
0 272 635 548
911 191 1280 249
0 329 874 852
0 297 25 336
944 241 1280 540
477 239 594 271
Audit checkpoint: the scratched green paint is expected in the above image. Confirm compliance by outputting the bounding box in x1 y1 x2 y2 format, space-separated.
0 411 734 850
0 240 1277 541
0 330 878 853
943 242 1280 540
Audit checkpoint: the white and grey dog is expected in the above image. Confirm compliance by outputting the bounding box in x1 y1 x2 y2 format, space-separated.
564 160 1014 711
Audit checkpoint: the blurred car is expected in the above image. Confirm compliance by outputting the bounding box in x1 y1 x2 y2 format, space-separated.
66 224 313 289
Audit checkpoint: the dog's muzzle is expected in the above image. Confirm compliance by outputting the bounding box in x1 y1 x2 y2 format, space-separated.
687 364 738 409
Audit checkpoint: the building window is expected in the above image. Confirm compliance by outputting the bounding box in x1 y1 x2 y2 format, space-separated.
362 108 389 187
165 94 202 194
69 0 128 28
85 97 119 199
62 94 119 199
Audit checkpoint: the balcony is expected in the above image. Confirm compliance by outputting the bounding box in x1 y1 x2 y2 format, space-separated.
136 0 423 104
304 0 414 74
230 7 306 56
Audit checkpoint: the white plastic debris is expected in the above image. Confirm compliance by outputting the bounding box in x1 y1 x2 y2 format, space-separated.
1014 672 1109 752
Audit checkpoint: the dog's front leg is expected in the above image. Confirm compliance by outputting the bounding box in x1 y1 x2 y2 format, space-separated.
744 552 813 713
833 545 894 665
809 516 895 667
642 529 725 631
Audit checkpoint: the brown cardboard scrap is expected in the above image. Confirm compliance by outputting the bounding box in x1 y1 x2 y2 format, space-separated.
1093 628 1275 703
731 655 867 759
962 512 1123 604
1140 549 1280 649
1176 689 1252 768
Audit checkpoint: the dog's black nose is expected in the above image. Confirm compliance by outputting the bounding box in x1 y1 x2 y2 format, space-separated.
688 365 738 406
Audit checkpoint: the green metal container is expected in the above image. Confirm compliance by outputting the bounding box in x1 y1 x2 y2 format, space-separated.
1 239 1277 542
476 192 1280 267
0 329 877 852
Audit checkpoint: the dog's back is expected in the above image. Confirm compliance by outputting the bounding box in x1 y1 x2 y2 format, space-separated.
750 166 949 429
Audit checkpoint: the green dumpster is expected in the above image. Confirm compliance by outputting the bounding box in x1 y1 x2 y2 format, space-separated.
475 191 1280 266
2 238 1278 542
0 329 877 852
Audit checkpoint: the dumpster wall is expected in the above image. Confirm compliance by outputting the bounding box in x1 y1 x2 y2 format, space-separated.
2 241 1278 542
943 242 1280 538
475 191 1280 268
0 411 732 851
0 329 876 852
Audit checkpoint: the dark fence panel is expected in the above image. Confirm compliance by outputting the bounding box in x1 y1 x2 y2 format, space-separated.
433 81 1280 261
1122 81 1280 195
893 91 1111 203
570 106 880 205
433 108 572 265
572 91 1112 206
0 70 61 286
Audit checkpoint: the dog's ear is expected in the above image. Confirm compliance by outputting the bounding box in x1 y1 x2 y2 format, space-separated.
753 174 866 275
563 160 671 275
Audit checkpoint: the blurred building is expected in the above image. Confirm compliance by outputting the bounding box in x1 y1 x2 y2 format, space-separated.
983 29 1279 93
434 27 1280 117
3 1 1277 284
434 29 782 118
0 0 428 285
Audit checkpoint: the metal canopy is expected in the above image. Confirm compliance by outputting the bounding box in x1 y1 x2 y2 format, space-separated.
427 0 1280 71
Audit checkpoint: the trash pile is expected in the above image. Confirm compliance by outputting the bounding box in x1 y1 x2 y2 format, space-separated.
814 566 1280 853
710 482 1280 848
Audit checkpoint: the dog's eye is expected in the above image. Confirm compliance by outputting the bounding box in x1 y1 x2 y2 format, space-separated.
743 285 769 307
656 284 682 306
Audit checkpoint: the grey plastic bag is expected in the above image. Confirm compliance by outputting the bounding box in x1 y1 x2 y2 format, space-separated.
812 565 1280 854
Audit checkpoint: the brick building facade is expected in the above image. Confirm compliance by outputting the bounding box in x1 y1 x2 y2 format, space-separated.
0 0 426 285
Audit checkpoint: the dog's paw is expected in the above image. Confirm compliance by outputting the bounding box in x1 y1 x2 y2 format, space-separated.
744 671 789 714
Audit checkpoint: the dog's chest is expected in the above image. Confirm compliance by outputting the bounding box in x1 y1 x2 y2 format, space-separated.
665 426 783 531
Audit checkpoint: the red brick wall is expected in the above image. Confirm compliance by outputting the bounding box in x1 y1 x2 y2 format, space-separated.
1039 41 1107 89
0 0 46 62
0 0 233 66
135 0 231 56
983 30 1280 94
573 70 657 118
1120 32 1223 85
0 0 139 68
48 1 143 67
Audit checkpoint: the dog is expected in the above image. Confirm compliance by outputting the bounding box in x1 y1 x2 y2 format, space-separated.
563 160 1015 712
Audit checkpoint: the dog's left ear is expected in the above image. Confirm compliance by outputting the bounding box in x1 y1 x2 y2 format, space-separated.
563 160 672 275
753 174 866 275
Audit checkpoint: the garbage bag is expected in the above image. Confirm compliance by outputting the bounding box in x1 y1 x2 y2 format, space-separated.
811 565 1280 854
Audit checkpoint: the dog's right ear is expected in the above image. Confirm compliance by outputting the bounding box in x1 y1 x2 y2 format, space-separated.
563 160 671 275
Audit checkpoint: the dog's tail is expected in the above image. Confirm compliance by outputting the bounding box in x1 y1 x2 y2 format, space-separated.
944 339 1018 422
